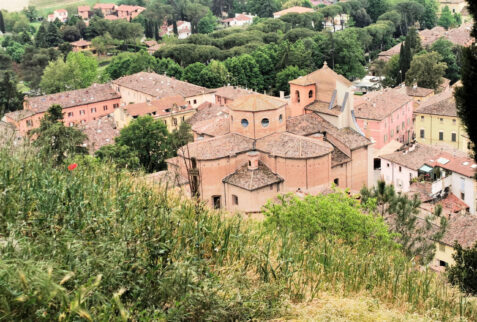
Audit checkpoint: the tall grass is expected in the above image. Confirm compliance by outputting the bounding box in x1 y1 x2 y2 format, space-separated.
0 147 476 320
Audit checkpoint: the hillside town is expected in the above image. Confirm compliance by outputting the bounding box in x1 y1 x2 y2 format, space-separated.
1 0 477 319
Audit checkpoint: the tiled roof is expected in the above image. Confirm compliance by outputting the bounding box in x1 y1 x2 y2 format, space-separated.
274 6 314 16
187 102 228 125
71 39 91 47
26 84 120 113
117 5 145 12
223 161 283 191
214 86 255 101
113 72 214 98
414 89 456 117
331 148 351 166
4 109 37 121
80 115 119 151
191 114 230 137
178 133 254 160
78 6 90 11
425 151 476 178
256 132 333 159
354 86 412 121
234 14 253 21
406 86 434 98
380 143 440 170
93 3 116 9
289 63 352 102
123 95 189 117
439 193 469 214
227 93 286 112
286 113 371 150
441 214 477 248
305 100 342 116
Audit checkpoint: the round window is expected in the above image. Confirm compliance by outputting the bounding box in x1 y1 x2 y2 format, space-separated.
241 118 249 128
261 118 270 127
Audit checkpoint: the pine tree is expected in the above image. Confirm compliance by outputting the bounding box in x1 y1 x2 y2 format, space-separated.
455 0 477 160
45 22 62 47
35 23 48 48
0 11 5 34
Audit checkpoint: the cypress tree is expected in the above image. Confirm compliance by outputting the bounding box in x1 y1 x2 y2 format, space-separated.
0 11 5 34
455 0 477 160
45 22 62 47
35 23 48 48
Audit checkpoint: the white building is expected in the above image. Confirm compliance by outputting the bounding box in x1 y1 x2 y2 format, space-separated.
47 9 68 23
380 143 477 214
221 13 254 28
160 20 191 39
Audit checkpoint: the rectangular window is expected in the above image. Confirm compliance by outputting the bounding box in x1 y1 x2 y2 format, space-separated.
69 122 74 127
26 119 33 127
68 112 74 117
399 166 402 172
452 133 456 142
113 103 119 108
79 110 85 115
232 195 238 205
91 107 96 113
193 99 197 104
421 116 424 121
420 129 425 138
439 131 444 141
103 105 108 111
172 118 177 126
453 119 456 124
440 118 444 124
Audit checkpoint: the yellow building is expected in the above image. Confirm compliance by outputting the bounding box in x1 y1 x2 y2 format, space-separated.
113 95 196 132
414 89 471 154
438 0 467 14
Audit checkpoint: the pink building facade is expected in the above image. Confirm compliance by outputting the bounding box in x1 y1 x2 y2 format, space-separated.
354 87 414 150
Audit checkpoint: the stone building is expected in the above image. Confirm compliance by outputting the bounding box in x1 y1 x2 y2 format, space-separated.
167 65 372 213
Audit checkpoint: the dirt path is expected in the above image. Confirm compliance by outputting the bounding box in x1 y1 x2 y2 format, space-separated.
0 0 29 12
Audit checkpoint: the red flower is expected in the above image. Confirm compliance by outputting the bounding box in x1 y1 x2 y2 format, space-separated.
68 163 78 171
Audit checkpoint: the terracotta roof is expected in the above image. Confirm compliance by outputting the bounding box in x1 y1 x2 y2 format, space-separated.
274 6 314 16
406 86 434 98
113 72 214 99
55 9 67 13
78 6 90 11
234 14 253 21
439 193 470 214
286 113 370 150
380 143 440 170
227 93 287 112
223 161 283 191
191 114 230 137
117 5 145 12
441 214 477 248
354 86 412 121
80 115 119 151
305 100 342 116
123 96 189 117
4 109 37 121
425 151 476 178
178 133 254 160
331 148 351 166
414 89 456 117
146 170 189 187
26 84 120 113
256 132 333 159
71 39 91 47
144 40 158 47
188 102 228 125
289 64 352 102
214 86 255 101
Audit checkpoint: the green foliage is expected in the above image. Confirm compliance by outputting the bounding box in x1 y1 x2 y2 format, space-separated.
95 144 141 170
198 11 217 34
275 65 307 94
263 191 392 245
383 54 402 87
0 71 24 117
198 60 228 88
438 6 457 30
415 0 438 29
40 52 99 94
20 46 60 91
405 51 447 90
0 150 476 320
448 242 477 295
32 104 87 165
366 0 390 22
45 22 63 48
0 11 5 34
182 62 207 84
431 38 461 83
225 54 263 91
114 116 171 173
247 0 279 17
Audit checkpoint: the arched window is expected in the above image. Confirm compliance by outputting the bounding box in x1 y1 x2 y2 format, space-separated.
308 90 313 98
295 90 300 103
333 178 339 186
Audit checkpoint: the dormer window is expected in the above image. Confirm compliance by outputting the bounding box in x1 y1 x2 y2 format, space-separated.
164 108 171 113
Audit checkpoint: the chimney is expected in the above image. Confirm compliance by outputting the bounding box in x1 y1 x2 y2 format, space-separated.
247 151 259 170
279 91 285 99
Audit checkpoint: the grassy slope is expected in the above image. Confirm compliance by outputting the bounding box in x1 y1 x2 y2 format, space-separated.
0 148 476 320
30 0 122 15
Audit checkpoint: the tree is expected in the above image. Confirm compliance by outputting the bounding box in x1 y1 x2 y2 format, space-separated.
366 0 390 22
399 27 421 80
108 20 144 45
455 0 477 160
32 105 87 165
114 116 171 173
91 33 117 56
168 121 193 151
198 60 228 88
405 51 447 90
198 11 217 34
416 0 438 29
438 6 457 30
361 180 447 264
0 71 24 117
351 8 372 28
154 57 184 79
395 1 425 35
20 46 60 91
40 52 99 94
275 65 307 95
95 144 141 170
247 0 279 18
35 23 48 48
0 10 5 34
448 242 477 295
62 25 81 42
46 22 62 47
431 38 461 83
182 62 206 85
383 54 401 87
225 54 263 91
22 6 38 22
